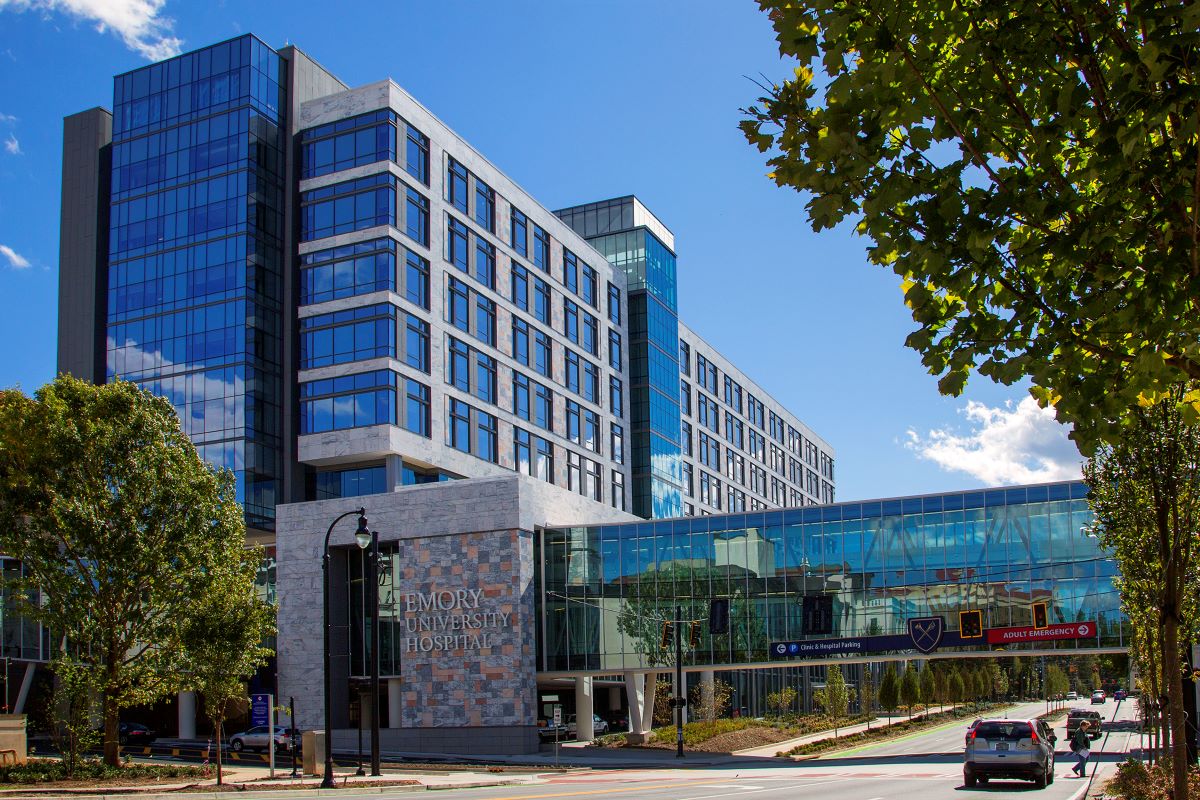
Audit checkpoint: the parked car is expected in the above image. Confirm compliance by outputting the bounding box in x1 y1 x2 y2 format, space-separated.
1066 691 1079 701
1066 708 1103 740
964 718 1056 788
537 718 567 742
566 713 609 736
1091 690 1107 704
117 722 156 746
228 725 294 753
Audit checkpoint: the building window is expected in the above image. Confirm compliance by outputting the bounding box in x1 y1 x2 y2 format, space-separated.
724 376 743 414
475 239 496 290
680 380 691 417
405 250 430 310
565 349 580 394
534 435 554 482
682 462 694 497
582 312 598 357
567 451 582 494
475 295 496 347
300 304 395 368
583 361 599 405
512 317 530 365
679 341 691 376
405 378 430 436
511 207 528 257
446 276 470 333
475 352 497 405
611 470 625 511
725 413 744 450
477 410 498 463
608 329 621 369
584 457 601 502
300 173 396 241
404 314 430 373
448 336 470 392
405 186 429 247
475 178 495 233
447 216 470 272
564 299 580 344
534 330 552 378
534 381 553 432
299 237 395 305
533 277 551 324
447 157 468 213
511 263 529 311
563 249 578 294
448 397 471 452
533 225 550 272
301 110 396 179
300 370 397 433
610 376 623 417
749 394 765 429
607 282 621 325
514 371 530 420
405 123 429 185
514 427 532 475
610 423 624 464
681 420 693 457
566 400 581 445
582 265 598 308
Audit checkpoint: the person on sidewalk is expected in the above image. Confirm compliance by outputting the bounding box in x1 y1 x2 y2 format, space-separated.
1069 720 1092 777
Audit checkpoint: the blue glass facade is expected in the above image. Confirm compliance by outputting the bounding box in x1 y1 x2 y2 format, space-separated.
539 481 1123 672
557 200 684 519
105 35 286 529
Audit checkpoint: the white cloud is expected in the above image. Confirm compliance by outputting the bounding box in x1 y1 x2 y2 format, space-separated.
3 134 20 155
0 0 182 60
905 396 1083 485
0 244 31 269
0 113 16 124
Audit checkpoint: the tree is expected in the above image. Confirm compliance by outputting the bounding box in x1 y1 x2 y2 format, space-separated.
933 666 950 711
919 666 936 712
815 664 851 735
878 663 899 716
690 679 733 722
899 663 921 717
0 376 251 766
178 556 275 785
742 2 1200 450
949 670 965 706
766 685 799 717
1085 388 1200 781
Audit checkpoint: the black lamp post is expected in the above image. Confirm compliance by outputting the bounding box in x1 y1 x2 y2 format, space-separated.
362 528 382 777
322 508 369 789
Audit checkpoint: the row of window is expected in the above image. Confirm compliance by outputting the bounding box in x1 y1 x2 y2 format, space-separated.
299 172 430 247
299 369 430 438
300 108 430 185
300 236 429 308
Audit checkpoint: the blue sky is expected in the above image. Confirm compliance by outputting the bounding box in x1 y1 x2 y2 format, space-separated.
0 0 1082 500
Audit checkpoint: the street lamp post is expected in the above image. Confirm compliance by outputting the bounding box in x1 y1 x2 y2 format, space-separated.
368 529 381 776
322 508 369 790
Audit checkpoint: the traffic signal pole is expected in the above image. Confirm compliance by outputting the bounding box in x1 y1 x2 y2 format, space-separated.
675 605 684 759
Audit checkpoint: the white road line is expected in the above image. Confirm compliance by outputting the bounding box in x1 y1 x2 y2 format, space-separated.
674 777 851 800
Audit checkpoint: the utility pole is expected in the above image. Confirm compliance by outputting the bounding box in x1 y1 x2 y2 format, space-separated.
675 605 684 759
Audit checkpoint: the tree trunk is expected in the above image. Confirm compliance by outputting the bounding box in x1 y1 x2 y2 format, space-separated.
103 690 121 767
1163 616 1190 800
216 719 223 785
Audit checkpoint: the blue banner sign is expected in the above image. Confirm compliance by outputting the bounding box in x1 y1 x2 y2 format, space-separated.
771 622 973 658
250 693 271 727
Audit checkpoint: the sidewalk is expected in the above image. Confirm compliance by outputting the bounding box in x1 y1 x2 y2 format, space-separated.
732 711 930 759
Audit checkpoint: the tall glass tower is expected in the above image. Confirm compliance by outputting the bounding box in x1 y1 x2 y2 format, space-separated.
102 36 287 530
556 197 684 518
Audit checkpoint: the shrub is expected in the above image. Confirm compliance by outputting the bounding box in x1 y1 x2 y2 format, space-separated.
0 758 209 785
1107 758 1200 800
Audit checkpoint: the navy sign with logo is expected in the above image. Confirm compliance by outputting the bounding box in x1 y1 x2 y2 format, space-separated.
250 693 271 727
907 616 944 654
772 616 969 658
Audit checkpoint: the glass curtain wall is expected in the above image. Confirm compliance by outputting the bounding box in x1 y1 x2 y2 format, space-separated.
105 35 286 529
538 482 1122 672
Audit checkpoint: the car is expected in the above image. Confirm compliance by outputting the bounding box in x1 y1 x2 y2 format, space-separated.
565 713 609 737
1066 709 1103 740
965 718 983 745
1066 691 1079 701
537 719 567 742
1091 690 1107 704
117 722 156 746
1114 689 1127 701
228 725 294 753
964 718 1056 788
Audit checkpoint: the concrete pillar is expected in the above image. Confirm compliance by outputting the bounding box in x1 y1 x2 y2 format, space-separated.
177 690 197 739
388 678 403 729
12 664 35 715
385 455 404 491
623 671 644 736
608 685 622 712
700 671 715 721
361 691 374 730
641 672 658 734
575 676 594 741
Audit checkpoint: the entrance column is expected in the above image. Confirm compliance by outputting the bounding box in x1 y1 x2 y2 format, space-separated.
177 690 197 739
387 678 403 729
641 672 658 735
699 671 715 721
623 671 644 736
575 677 594 741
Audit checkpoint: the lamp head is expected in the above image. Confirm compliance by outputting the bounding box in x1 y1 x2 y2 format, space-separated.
355 514 371 549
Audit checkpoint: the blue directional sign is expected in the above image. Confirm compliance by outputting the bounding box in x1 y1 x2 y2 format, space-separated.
250 693 271 727
771 624 971 658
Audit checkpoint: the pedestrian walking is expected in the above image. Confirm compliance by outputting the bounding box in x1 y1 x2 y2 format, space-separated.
1069 720 1092 777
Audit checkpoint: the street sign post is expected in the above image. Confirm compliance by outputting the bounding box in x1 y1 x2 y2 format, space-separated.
251 693 275 779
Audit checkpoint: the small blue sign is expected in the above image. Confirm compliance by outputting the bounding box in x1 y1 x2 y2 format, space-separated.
250 693 271 727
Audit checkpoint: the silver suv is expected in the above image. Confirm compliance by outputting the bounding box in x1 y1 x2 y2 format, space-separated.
964 718 1057 788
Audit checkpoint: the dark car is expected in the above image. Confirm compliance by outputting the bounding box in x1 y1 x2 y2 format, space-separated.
1066 709 1103 740
118 722 157 746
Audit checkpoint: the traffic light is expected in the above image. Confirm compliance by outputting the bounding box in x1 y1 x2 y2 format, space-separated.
709 598 729 635
960 609 984 638
689 620 702 648
660 621 673 649
802 595 834 635
1032 602 1048 630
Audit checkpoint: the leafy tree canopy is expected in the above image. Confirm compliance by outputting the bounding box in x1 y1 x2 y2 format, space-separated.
0 376 255 765
743 1 1200 449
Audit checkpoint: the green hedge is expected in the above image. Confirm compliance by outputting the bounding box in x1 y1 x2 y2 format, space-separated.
0 758 209 785
783 703 1010 756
